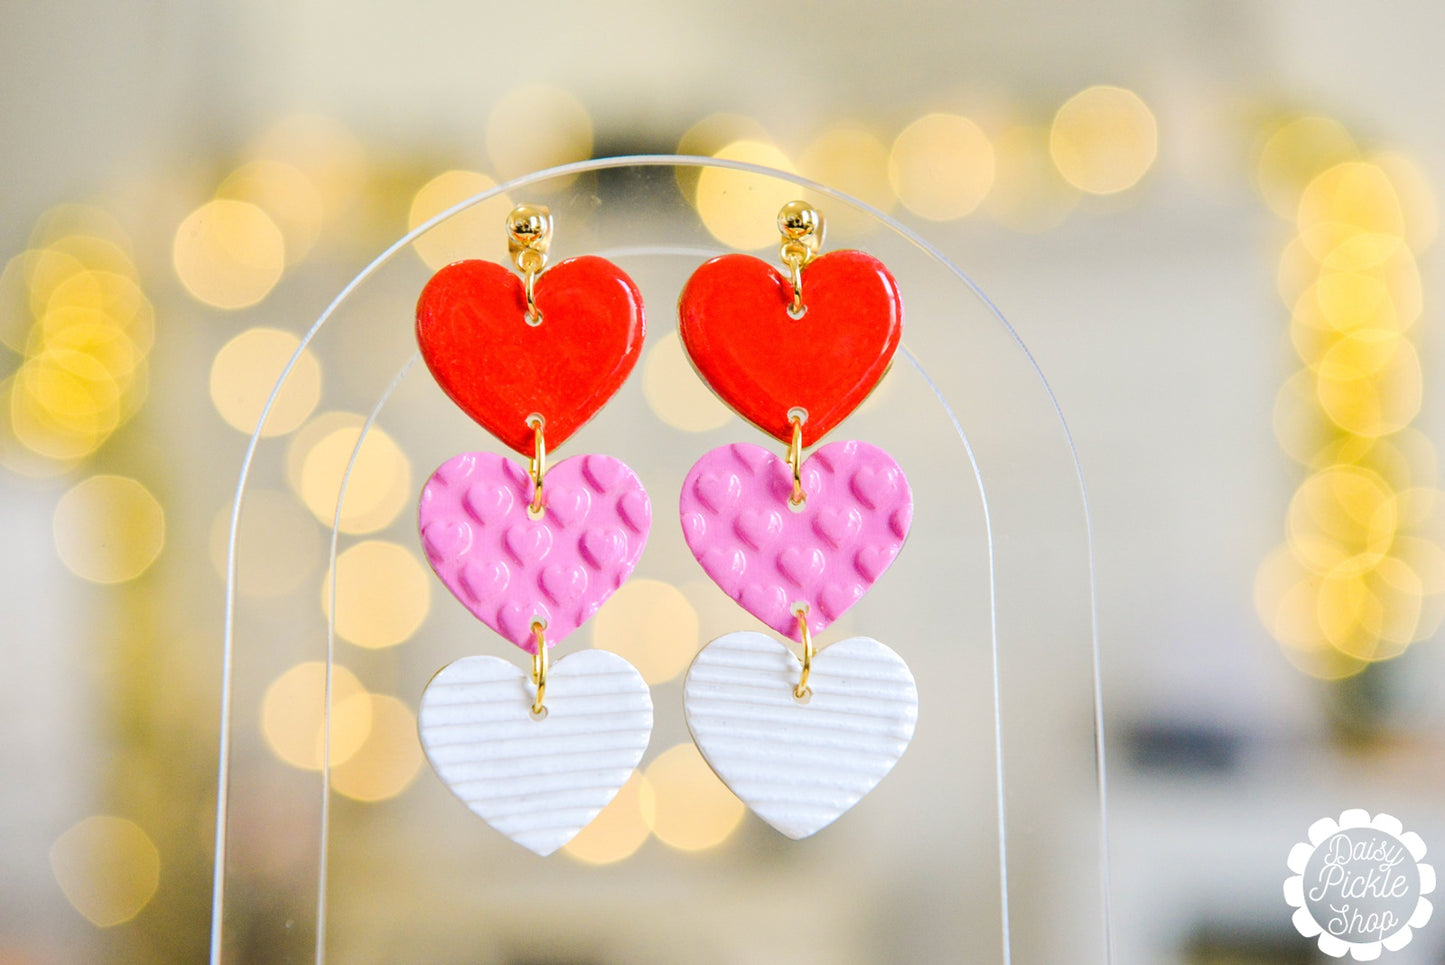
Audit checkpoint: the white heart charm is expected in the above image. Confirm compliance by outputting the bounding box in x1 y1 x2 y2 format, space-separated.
418 649 652 856
683 631 918 840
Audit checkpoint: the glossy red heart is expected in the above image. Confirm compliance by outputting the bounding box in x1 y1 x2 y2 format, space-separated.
678 250 902 446
416 256 645 454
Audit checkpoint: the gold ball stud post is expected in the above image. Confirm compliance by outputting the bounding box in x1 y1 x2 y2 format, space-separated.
778 201 824 316
778 200 824 248
507 204 552 325
506 203 553 256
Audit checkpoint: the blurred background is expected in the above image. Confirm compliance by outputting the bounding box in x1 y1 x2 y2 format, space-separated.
4 1 1445 963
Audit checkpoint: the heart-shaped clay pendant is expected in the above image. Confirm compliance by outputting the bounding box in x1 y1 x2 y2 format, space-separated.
679 441 911 639
417 255 645 454
684 631 917 839
419 649 653 856
678 250 901 446
419 451 651 651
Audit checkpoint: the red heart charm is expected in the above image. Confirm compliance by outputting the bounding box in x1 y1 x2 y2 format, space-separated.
678 250 902 446
416 255 645 454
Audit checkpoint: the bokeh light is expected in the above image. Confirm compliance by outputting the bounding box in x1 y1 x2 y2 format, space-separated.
0 251 41 351
209 327 322 437
592 579 700 685
696 140 798 250
17 248 86 322
11 348 130 461
173 200 286 309
1297 161 1404 267
1314 337 1421 438
330 695 424 802
798 124 895 233
2 226 151 467
985 126 1079 232
29 203 133 253
676 113 771 205
562 771 654 865
888 113 995 221
39 237 135 288
261 662 372 770
48 816 160 928
486 86 593 186
208 488 322 598
52 475 165 584
644 742 745 852
408 169 512 271
642 332 734 433
218 160 325 265
1258 123 1442 676
249 114 368 224
1286 466 1397 576
42 270 156 354
324 541 431 649
286 411 362 492
1255 115 1358 220
0 378 81 479
295 422 411 533
1049 86 1158 195
1372 152 1438 252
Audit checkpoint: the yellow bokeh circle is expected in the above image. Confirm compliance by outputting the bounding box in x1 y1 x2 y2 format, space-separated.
563 770 654 865
330 695 425 802
1255 115 1358 220
592 579 700 685
173 199 286 309
296 423 411 533
644 743 744 852
209 327 322 437
486 86 593 186
53 475 165 583
49 816 160 928
261 662 372 770
218 160 325 266
324 541 431 648
642 332 733 433
1049 86 1158 195
798 125 895 233
888 113 995 221
697 140 798 250
409 170 512 272
1314 337 1422 438
1297 162 1405 268
1286 466 1398 576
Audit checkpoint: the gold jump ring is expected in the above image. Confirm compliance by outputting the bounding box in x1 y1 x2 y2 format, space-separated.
786 414 806 506
530 621 548 715
527 418 546 518
793 607 814 700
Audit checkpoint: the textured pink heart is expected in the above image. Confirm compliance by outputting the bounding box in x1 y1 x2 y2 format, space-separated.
420 452 650 652
680 441 911 639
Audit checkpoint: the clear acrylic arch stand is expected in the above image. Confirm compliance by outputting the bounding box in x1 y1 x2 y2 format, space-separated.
212 155 1110 964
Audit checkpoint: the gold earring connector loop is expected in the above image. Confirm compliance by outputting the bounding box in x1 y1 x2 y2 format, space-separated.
530 621 548 716
793 606 814 700
527 417 546 518
507 204 552 325
777 200 825 316
786 414 806 507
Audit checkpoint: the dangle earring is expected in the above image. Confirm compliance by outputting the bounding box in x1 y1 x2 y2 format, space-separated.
677 201 918 840
412 204 653 856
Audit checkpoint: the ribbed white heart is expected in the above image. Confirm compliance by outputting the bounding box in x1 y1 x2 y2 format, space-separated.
683 631 918 840
418 649 652 856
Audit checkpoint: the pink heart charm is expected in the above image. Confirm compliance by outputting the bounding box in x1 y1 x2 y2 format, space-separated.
420 452 650 651
680 441 911 638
